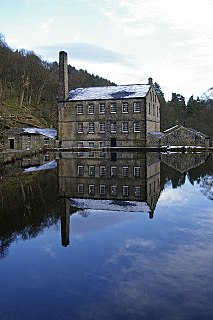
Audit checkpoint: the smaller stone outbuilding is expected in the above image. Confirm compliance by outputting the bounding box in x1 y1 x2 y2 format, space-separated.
160 125 210 148
2 127 57 150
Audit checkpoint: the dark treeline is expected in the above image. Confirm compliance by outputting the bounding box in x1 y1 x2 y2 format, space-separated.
154 83 213 141
0 34 115 130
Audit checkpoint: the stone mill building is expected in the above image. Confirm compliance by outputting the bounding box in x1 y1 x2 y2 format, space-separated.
58 51 161 149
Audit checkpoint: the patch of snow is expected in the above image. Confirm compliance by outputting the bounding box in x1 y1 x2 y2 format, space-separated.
24 160 57 172
70 198 150 213
68 84 150 101
23 128 57 139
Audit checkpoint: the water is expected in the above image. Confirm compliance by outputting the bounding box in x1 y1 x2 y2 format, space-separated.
0 152 212 320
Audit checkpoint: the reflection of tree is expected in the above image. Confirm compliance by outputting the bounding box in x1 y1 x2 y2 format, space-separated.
0 168 60 259
200 176 213 200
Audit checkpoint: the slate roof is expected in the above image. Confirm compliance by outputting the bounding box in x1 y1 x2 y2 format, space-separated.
67 84 151 101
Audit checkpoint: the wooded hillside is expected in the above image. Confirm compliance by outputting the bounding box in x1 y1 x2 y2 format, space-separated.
0 35 115 131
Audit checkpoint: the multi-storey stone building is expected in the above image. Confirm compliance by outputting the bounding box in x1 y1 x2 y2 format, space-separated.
58 51 160 148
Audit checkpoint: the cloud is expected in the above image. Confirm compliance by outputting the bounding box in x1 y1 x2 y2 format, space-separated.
36 42 133 66
41 17 55 33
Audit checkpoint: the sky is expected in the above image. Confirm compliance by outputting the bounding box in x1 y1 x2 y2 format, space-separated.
0 0 213 101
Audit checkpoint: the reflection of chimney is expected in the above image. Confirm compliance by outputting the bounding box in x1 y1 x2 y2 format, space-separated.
148 77 153 85
60 198 70 247
59 51 68 101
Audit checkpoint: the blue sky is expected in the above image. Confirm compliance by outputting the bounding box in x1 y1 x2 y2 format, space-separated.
1 0 213 100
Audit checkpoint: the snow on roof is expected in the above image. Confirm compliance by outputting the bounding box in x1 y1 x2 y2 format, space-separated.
163 125 179 133
24 160 57 172
68 84 151 101
23 128 57 139
70 198 151 213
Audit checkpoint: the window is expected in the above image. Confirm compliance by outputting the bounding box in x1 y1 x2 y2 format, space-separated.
134 186 141 197
44 138 49 145
111 185 117 195
111 166 117 176
153 104 155 116
100 185 106 196
88 142 94 157
100 165 106 176
134 101 141 113
123 186 129 197
111 121 117 133
157 106 159 117
89 184 95 195
122 166 129 177
149 103 151 114
77 123 83 133
77 142 83 157
122 102 129 113
88 123 94 133
134 167 141 177
89 165 95 176
99 103 105 114
88 103 94 114
100 142 106 157
134 122 140 132
77 104 83 114
100 122 106 133
111 103 117 113
78 184 84 194
78 165 84 176
122 122 128 133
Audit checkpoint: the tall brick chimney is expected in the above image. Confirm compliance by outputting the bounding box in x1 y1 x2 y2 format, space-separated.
59 51 68 101
148 77 153 85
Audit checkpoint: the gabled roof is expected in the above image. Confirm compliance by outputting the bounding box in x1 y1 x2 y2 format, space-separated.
67 84 151 101
163 125 209 139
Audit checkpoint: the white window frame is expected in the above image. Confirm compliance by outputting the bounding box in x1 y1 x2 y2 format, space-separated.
123 186 129 197
77 123 84 133
88 165 95 176
78 184 84 194
100 122 106 133
111 185 117 195
122 122 128 133
89 184 95 195
134 122 141 133
100 185 106 196
134 167 141 177
88 122 95 133
99 103 105 114
100 165 106 176
111 122 117 133
122 166 129 177
122 102 129 113
88 103 94 114
133 101 141 113
111 103 117 113
78 165 84 176
77 104 83 114
77 142 83 157
111 166 117 176
134 186 141 197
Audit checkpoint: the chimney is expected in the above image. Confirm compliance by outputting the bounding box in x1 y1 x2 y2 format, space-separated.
148 77 153 85
59 51 68 101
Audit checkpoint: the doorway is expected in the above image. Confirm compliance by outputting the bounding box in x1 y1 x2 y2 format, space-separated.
111 138 116 147
9 138 15 149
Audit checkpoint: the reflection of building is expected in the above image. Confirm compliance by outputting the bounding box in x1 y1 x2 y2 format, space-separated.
58 51 160 149
58 152 161 246
161 152 209 173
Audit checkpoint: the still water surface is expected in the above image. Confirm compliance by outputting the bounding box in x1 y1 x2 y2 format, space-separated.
0 152 212 320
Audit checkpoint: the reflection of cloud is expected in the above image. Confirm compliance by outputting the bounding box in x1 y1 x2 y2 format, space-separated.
41 244 56 258
158 188 189 206
36 42 132 66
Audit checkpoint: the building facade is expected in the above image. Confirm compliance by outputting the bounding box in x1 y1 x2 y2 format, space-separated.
58 51 160 148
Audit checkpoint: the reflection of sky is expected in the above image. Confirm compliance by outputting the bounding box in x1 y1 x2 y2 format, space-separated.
0 178 213 319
